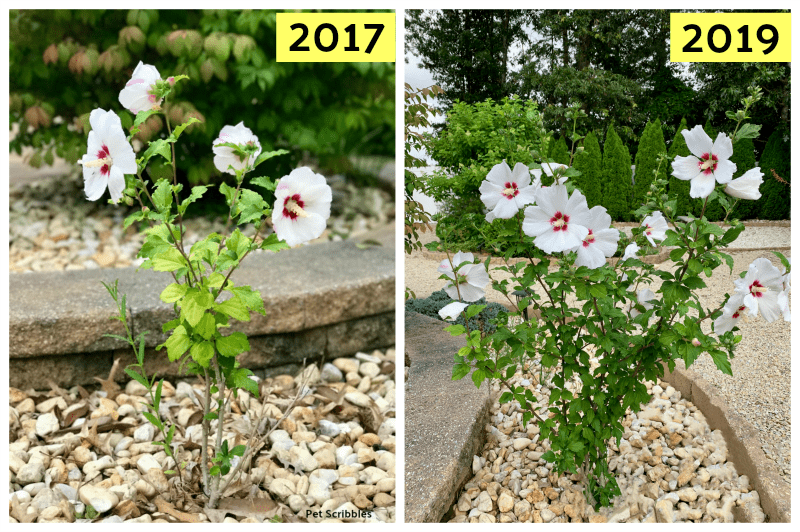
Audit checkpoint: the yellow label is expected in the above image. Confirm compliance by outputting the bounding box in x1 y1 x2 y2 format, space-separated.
671 13 790 62
277 13 395 62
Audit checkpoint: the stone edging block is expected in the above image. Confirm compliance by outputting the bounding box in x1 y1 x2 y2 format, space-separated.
661 363 790 523
10 240 394 358
404 311 493 523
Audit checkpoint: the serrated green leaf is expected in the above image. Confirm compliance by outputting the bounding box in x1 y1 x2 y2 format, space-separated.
452 364 470 381
162 318 180 333
471 368 485 388
249 176 276 191
160 283 187 303
226 228 251 260
190 340 215 367
142 139 172 169
151 247 186 272
195 312 216 340
229 367 258 396
235 188 267 225
216 331 250 357
123 210 147 229
231 445 247 457
231 286 265 315
152 179 173 212
168 117 201 143
219 182 237 207
253 149 289 169
214 297 250 322
181 290 213 327
589 284 606 298
669 248 684 262
180 185 208 213
260 233 290 252
465 304 486 319
161 325 191 361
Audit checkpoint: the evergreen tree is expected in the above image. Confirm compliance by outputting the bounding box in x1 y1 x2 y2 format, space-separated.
602 124 633 222
757 129 791 220
550 136 571 165
633 119 667 212
667 117 692 218
573 131 603 208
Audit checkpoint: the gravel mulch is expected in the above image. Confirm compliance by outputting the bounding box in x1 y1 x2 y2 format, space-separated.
9 349 396 523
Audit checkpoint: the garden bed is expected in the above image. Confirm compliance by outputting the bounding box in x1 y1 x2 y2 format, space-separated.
9 350 396 523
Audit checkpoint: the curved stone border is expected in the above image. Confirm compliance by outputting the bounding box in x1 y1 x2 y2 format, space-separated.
404 312 493 523
661 363 790 523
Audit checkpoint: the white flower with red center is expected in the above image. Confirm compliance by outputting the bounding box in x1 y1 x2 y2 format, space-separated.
212 122 262 175
671 125 737 199
522 185 591 254
118 62 163 114
714 293 748 334
724 167 763 200
629 288 656 318
79 109 137 203
734 257 785 322
272 167 332 247
571 206 620 269
479 161 539 222
641 211 668 246
439 301 470 320
438 251 489 302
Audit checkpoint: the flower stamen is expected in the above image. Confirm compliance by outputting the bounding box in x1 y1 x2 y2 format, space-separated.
283 195 308 219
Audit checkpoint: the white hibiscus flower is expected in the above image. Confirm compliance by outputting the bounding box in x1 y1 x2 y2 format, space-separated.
272 167 332 247
79 109 137 204
118 61 163 114
212 122 262 175
671 125 736 199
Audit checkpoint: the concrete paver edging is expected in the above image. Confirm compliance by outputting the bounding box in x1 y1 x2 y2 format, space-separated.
9 239 395 389
404 311 493 523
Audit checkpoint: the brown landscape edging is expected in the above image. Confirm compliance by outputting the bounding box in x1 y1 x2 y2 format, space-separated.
661 363 790 523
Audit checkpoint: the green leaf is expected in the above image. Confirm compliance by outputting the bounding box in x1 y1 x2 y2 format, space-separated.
151 248 187 272
709 350 733 376
180 185 208 213
154 380 163 409
669 248 684 262
226 228 251 260
219 182 237 207
719 224 745 246
152 179 173 212
445 324 466 336
132 109 160 131
733 122 761 142
124 368 149 389
216 331 250 357
465 304 486 320
249 176 276 191
190 340 215 367
452 364 470 381
123 210 147 229
471 368 485 388
231 444 247 457
214 297 250 322
235 188 267 224
589 284 606 298
161 325 191 361
160 283 188 303
168 117 201 142
141 411 161 428
195 312 217 340
141 139 172 168
231 286 265 315
260 233 290 252
229 367 258 396
253 149 290 169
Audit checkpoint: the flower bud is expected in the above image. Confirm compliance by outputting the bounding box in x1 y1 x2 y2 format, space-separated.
142 206 150 213
43 44 59 65
691 338 701 347
124 195 135 206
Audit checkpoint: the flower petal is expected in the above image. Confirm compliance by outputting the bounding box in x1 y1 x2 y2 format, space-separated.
682 125 713 158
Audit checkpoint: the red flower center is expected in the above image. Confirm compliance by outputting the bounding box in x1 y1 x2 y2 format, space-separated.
502 182 519 200
582 229 595 248
732 304 746 319
550 211 569 232
282 194 305 220
749 279 766 298
96 145 111 176
698 153 719 175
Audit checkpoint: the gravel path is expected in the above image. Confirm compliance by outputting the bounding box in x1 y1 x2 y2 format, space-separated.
9 169 393 273
405 224 791 487
10 350 396 523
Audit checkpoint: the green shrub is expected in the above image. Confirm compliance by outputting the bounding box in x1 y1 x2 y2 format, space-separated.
573 131 602 208
405 289 508 334
757 128 791 220
602 124 633 222
9 9 394 187
667 117 692 218
633 119 667 211
426 97 546 253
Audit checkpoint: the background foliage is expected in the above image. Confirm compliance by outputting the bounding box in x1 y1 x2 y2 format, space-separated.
10 9 394 187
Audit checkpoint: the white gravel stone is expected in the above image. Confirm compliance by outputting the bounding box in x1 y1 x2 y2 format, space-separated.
35 413 59 437
136 454 161 474
79 484 119 514
133 423 156 442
